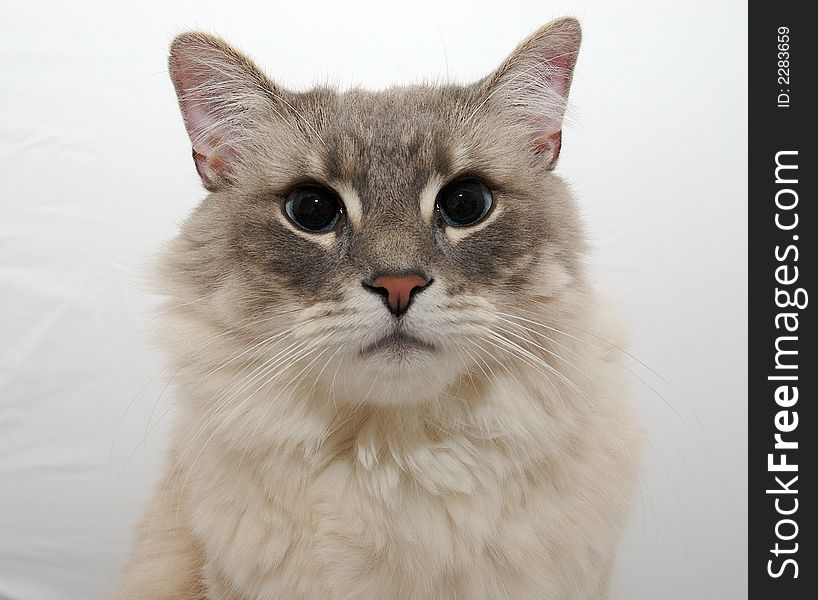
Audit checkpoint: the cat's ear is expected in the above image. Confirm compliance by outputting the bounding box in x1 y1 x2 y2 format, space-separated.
168 32 278 190
478 18 581 169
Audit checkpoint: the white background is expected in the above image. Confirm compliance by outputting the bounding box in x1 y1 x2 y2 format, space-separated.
0 0 747 598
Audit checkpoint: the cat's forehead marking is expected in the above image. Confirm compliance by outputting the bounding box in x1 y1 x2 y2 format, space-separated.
319 90 456 216
448 144 474 174
419 174 444 223
304 148 325 175
333 181 363 227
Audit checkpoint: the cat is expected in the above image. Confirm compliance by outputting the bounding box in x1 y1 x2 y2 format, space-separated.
116 17 640 600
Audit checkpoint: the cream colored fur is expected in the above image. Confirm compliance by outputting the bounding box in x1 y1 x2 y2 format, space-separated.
117 288 639 599
116 17 641 600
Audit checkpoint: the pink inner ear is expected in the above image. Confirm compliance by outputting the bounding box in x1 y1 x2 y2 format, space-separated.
185 103 232 157
171 59 240 184
182 99 236 184
541 48 575 99
516 37 577 163
533 130 562 169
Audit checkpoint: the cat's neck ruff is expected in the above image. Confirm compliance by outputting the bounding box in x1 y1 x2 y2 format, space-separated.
170 303 629 503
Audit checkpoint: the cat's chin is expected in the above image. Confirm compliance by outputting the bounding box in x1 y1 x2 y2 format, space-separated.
329 342 462 406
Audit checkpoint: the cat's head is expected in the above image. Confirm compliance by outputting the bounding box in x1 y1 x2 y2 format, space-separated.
162 18 587 405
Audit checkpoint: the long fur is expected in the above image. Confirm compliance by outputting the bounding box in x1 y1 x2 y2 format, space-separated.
117 17 640 600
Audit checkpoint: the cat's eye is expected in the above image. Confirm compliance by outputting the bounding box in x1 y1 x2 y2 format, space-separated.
284 185 343 233
436 179 493 227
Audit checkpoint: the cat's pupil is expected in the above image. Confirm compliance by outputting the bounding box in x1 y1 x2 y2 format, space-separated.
436 179 493 227
447 190 479 221
284 186 342 232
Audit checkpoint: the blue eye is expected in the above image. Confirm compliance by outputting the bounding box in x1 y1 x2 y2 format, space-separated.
436 179 493 227
284 186 343 232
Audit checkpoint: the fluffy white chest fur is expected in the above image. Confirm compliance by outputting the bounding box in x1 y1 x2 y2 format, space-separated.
118 303 638 600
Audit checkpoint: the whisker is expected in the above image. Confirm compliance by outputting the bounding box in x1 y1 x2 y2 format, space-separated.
177 342 324 502
499 308 710 455
174 337 316 470
492 313 698 478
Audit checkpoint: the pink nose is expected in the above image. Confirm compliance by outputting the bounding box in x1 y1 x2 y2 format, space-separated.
366 273 431 316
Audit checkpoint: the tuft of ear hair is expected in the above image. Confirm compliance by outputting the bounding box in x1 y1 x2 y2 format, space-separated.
479 17 582 169
168 32 279 190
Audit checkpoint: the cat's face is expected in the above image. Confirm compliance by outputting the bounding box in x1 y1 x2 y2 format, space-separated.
163 19 585 404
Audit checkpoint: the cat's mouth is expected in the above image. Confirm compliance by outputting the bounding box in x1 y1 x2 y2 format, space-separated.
361 332 437 357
